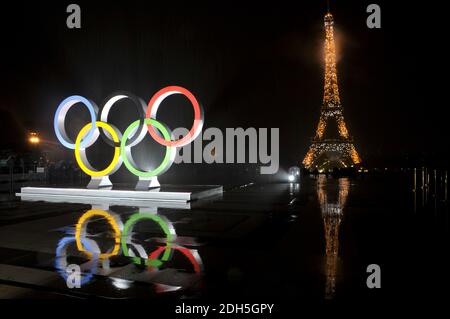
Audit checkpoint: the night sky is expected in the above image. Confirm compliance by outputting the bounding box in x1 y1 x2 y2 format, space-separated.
0 1 447 175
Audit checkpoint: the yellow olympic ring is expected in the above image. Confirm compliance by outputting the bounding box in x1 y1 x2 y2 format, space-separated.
75 121 121 177
75 209 121 259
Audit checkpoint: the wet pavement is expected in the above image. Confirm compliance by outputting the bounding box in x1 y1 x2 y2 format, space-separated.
0 175 447 301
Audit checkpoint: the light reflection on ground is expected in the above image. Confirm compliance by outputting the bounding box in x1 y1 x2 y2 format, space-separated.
0 176 447 300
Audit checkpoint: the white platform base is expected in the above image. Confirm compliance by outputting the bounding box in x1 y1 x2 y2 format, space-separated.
16 185 223 205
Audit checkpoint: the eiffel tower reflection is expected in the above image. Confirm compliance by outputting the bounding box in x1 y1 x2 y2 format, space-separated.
316 175 349 299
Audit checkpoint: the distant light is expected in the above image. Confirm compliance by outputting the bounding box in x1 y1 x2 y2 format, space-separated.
29 132 40 144
288 175 295 182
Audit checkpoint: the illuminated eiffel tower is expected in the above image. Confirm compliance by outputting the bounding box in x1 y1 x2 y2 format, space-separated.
303 10 361 171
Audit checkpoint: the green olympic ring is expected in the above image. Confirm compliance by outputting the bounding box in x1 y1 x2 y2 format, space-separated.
120 118 175 178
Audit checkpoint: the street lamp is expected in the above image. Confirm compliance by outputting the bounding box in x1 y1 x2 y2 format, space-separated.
29 132 40 144
288 166 301 183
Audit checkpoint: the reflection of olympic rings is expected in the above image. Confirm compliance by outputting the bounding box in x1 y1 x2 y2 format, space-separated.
58 209 203 288
55 236 99 286
54 86 204 179
121 213 176 266
75 209 122 259
148 245 203 273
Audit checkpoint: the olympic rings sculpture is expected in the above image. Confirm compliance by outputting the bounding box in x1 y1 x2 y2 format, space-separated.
54 86 204 189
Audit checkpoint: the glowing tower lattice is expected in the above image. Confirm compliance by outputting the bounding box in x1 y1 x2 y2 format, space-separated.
303 11 361 170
